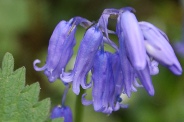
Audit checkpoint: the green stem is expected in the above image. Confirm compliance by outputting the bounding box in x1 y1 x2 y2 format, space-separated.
74 87 85 122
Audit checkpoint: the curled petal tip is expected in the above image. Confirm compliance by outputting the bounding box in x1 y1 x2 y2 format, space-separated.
60 70 73 83
33 59 47 71
81 81 92 89
82 94 93 106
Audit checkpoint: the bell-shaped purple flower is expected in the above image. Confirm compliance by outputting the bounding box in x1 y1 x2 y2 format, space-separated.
139 21 182 75
61 24 103 95
116 16 139 97
50 105 73 122
82 50 115 114
34 19 75 82
33 17 91 82
118 7 147 70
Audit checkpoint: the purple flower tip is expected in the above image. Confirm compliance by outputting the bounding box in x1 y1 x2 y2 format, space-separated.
50 105 73 122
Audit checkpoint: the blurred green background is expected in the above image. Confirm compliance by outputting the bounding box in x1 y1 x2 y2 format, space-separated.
0 0 184 122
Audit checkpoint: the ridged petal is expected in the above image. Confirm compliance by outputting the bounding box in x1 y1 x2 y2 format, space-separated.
140 21 182 75
119 9 147 70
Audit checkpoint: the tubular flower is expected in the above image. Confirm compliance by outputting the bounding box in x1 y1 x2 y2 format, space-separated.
82 50 129 114
33 17 91 82
139 21 182 75
82 50 116 114
118 7 147 70
61 24 103 95
117 14 140 97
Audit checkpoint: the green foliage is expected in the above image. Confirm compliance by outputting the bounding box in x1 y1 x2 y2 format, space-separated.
0 52 50 122
52 118 64 122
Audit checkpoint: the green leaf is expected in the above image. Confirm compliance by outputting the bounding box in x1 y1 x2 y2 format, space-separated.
46 118 64 122
0 52 51 122
52 118 64 122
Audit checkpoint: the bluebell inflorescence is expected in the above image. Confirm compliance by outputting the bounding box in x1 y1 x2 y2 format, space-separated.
33 7 183 120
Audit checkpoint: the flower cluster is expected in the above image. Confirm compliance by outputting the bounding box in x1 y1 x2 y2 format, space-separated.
33 7 182 120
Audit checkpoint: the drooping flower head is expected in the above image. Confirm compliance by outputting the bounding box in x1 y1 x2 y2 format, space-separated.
33 6 183 116
61 24 103 95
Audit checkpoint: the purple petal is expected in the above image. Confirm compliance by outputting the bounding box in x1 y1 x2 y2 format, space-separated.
147 56 159 75
50 106 73 122
33 59 47 71
92 50 115 111
69 25 103 95
118 9 147 70
136 64 155 96
139 21 182 75
33 19 76 82
98 13 119 51
81 94 93 106
116 22 136 97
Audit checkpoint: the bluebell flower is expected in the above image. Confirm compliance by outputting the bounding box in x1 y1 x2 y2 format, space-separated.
82 50 115 114
50 105 73 122
139 21 182 75
117 8 155 96
33 6 183 116
61 24 103 95
116 12 138 97
118 7 147 70
82 50 128 114
33 17 91 82
112 52 143 96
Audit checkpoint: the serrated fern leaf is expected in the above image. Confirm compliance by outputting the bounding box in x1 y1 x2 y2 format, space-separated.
0 52 51 122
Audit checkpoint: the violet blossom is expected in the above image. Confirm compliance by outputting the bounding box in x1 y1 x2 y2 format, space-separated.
33 6 182 116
